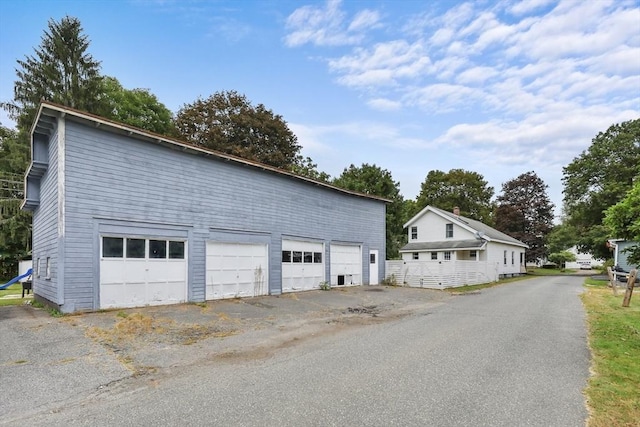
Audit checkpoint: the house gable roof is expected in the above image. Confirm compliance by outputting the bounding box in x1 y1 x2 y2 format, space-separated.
30 102 390 204
404 205 528 248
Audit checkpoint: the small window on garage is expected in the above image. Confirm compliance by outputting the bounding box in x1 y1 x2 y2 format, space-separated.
36 257 41 277
370 253 376 263
126 238 145 259
313 252 322 263
431 252 437 260
444 251 451 260
470 250 477 260
503 250 507 265
292 251 302 263
412 252 419 260
103 237 124 258
282 251 292 263
304 252 313 263
169 241 185 259
45 257 51 279
512 251 515 265
149 240 167 259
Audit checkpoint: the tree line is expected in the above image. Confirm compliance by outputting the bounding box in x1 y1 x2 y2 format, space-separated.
1 16 638 275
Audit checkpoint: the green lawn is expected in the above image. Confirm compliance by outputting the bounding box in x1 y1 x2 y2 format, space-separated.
0 281 32 307
582 278 640 427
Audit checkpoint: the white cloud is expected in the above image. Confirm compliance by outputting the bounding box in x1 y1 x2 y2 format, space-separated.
284 0 380 47
367 98 402 111
328 40 430 87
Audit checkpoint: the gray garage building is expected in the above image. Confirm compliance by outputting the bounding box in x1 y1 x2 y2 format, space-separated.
22 102 387 313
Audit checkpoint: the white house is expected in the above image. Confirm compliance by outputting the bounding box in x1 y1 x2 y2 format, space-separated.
386 206 528 288
564 246 602 270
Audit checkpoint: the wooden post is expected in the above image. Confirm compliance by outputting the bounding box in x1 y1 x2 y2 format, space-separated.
622 269 637 307
607 266 617 296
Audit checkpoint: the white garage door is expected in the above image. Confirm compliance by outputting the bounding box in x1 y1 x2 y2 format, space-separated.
282 240 324 292
100 236 187 309
206 242 268 300
330 244 362 286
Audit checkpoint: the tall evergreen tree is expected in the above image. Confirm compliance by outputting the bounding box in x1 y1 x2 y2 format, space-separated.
495 171 554 264
4 16 104 130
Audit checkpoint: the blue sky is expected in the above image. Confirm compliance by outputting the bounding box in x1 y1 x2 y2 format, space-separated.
1 0 639 219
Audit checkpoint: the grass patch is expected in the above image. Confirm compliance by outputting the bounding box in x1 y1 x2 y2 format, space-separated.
527 267 579 275
450 275 532 293
582 278 640 427
0 282 33 306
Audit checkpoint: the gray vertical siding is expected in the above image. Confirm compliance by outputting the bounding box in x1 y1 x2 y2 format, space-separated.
59 120 385 311
32 131 59 303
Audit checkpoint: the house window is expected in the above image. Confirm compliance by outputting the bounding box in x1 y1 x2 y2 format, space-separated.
45 257 51 279
149 240 167 259
411 226 418 240
169 241 185 259
412 252 419 260
431 252 438 260
444 251 451 261
446 223 453 238
126 238 145 259
512 251 515 265
282 251 292 263
304 252 313 263
36 258 41 278
470 250 477 260
314 252 322 263
504 250 507 265
370 253 376 264
520 253 524 264
103 237 123 258
292 251 302 263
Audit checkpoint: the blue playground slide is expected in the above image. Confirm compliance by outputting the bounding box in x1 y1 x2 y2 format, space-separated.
0 268 33 290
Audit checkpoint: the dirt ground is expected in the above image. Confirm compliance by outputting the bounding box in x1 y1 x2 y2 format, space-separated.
64 286 452 373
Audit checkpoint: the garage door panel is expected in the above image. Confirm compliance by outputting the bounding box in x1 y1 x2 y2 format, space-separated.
206 242 269 300
100 236 187 309
330 244 362 286
282 240 324 293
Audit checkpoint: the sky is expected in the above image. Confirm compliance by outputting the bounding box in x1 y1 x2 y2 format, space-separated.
1 0 639 220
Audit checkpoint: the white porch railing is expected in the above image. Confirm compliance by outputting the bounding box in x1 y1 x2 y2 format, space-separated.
385 260 500 289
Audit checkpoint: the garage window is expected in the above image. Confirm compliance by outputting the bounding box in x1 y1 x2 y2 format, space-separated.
292 251 302 263
304 252 313 263
282 251 292 262
444 251 451 260
127 238 145 258
103 237 124 258
412 252 419 260
169 241 185 259
314 252 322 263
431 252 438 260
149 240 167 259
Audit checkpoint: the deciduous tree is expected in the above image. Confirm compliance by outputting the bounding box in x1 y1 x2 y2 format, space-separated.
99 77 174 136
562 119 640 259
174 91 301 169
604 180 640 266
333 164 404 259
495 171 554 264
415 169 494 224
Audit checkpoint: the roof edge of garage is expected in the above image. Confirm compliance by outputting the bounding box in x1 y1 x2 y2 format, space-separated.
32 102 391 203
